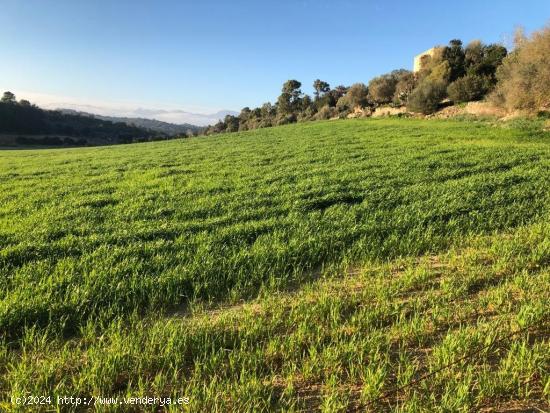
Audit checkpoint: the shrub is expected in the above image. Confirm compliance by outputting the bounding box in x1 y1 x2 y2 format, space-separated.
368 74 397 104
491 25 550 111
447 74 491 103
338 110 350 119
443 39 466 81
338 83 369 109
222 115 238 133
427 60 451 84
407 81 447 114
336 96 350 113
417 47 449 83
369 70 415 106
276 114 297 126
297 106 316 122
464 40 507 79
393 72 416 106
314 105 337 120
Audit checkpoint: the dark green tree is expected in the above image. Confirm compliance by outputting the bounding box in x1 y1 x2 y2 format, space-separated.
368 72 409 104
447 74 491 102
407 80 447 114
259 102 276 127
238 107 252 131
260 102 275 118
224 115 239 133
1 91 16 103
320 85 348 107
313 79 330 101
277 80 303 116
443 39 466 81
393 71 416 105
465 41 507 79
298 94 316 121
337 83 369 110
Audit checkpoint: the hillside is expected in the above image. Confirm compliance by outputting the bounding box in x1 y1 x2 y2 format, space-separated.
0 100 158 146
0 119 548 411
59 109 204 136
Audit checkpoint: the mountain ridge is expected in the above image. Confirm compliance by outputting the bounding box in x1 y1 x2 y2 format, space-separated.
55 106 238 128
59 109 204 136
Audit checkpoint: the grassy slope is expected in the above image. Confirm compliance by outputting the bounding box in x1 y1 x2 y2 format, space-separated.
0 118 549 411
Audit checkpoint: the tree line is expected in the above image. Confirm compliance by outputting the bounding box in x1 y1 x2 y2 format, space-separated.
0 92 163 146
205 24 550 135
2 24 547 145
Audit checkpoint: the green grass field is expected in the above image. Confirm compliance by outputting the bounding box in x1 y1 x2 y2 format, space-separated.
1 118 549 412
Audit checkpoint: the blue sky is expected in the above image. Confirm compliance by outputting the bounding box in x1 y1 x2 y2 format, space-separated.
1 0 549 119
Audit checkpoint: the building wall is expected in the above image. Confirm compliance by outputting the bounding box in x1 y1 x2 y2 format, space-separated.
414 47 437 72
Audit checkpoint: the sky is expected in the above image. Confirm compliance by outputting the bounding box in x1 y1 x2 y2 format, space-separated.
1 0 549 123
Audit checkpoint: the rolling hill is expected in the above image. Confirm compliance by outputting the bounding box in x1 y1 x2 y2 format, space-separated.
0 118 548 411
0 100 159 146
59 109 204 136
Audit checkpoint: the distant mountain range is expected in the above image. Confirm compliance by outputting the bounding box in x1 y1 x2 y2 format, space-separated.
0 93 240 147
127 108 239 127
55 105 238 129
59 109 206 136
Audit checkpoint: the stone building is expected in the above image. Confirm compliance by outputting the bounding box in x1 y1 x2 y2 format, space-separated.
413 47 438 72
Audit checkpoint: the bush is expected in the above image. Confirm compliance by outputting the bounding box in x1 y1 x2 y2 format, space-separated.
393 72 416 106
368 70 414 106
297 106 316 122
338 83 369 109
464 40 507 79
407 81 447 114
336 96 349 111
276 114 297 126
338 110 350 119
491 25 550 111
368 75 397 104
314 105 337 120
447 74 491 103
